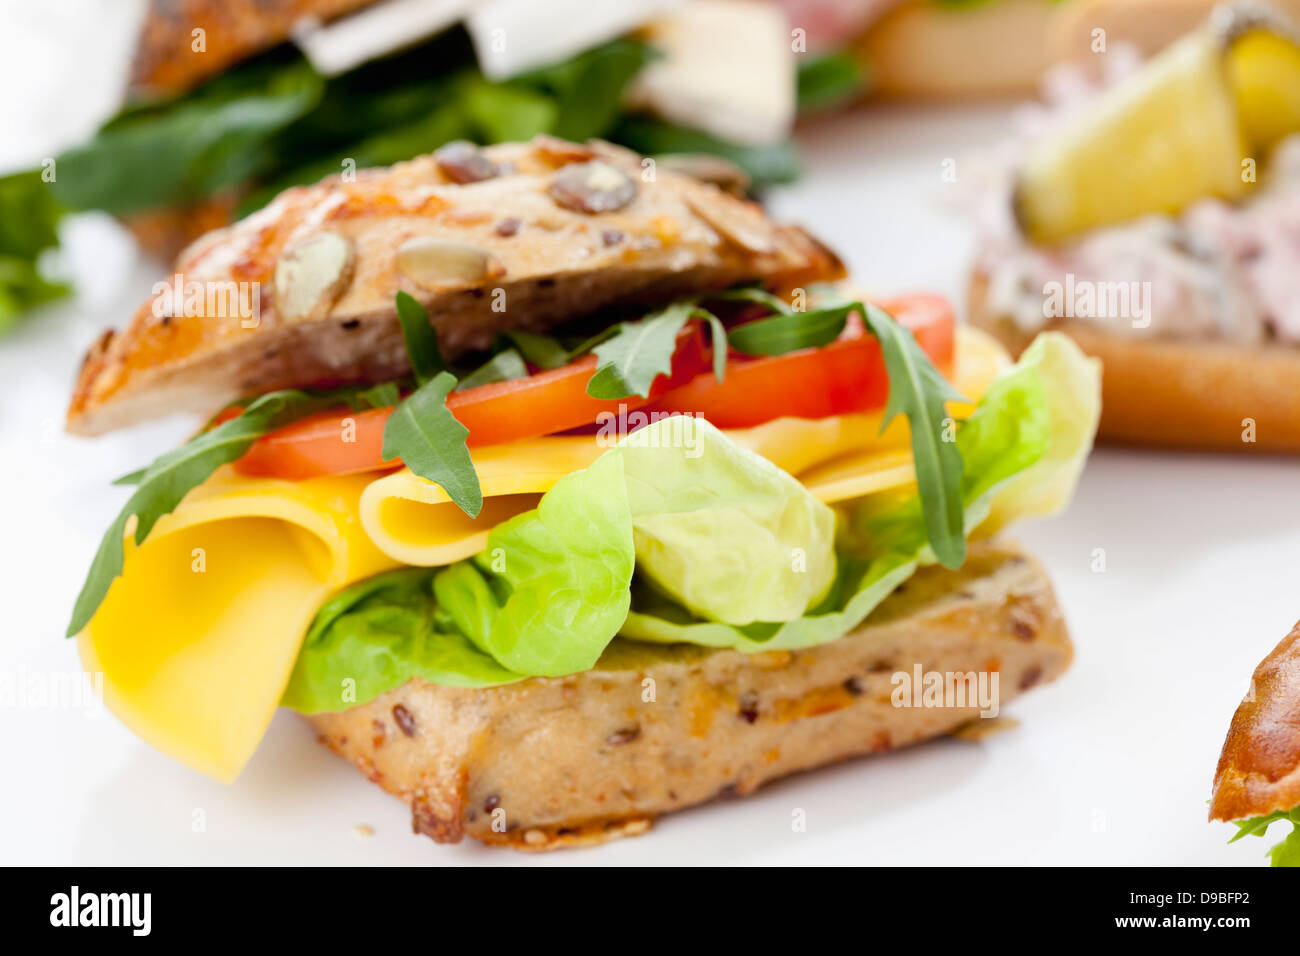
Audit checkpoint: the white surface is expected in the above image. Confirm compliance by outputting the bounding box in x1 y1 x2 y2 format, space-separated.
1 19 1297 863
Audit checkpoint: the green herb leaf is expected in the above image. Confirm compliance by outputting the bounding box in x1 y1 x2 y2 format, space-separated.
68 389 344 635
353 381 401 410
1228 810 1287 842
501 330 569 370
381 370 482 518
110 379 404 488
515 39 657 142
611 115 800 188
861 303 968 569
51 57 324 216
0 171 70 334
1228 807 1300 867
394 291 445 384
461 76 558 143
709 286 793 314
797 52 867 113
455 348 529 390
110 467 148 487
586 301 696 399
1270 816 1300 867
728 304 849 356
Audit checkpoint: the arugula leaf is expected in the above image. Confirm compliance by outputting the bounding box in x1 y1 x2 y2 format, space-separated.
109 379 405 488
110 467 148 487
501 330 569 370
461 76 558 142
728 304 849 356
394 292 445 384
381 370 482 517
67 389 347 635
455 348 528 390
861 303 968 569
515 39 656 142
586 301 697 399
709 286 793 314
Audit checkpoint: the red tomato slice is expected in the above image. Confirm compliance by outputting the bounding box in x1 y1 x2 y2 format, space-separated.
232 296 953 480
233 327 708 480
644 295 954 428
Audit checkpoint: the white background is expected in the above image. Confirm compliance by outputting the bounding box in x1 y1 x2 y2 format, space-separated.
2 2 1298 866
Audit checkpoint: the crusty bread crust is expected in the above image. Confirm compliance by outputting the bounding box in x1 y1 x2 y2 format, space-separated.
855 0 1058 99
1051 0 1300 63
1211 622 1300 821
120 193 244 265
968 270 1300 452
129 0 378 97
68 137 843 436
307 538 1072 850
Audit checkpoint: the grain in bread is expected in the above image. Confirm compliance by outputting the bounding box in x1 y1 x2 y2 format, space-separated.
309 538 1072 850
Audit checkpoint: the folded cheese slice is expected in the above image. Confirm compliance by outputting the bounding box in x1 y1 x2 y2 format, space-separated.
79 327 1009 781
78 472 401 782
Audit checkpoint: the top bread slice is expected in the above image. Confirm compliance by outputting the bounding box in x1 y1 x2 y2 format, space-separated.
1210 621 1300 821
129 0 379 96
67 137 843 435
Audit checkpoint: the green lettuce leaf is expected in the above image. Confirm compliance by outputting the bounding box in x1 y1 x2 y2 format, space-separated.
620 416 837 625
1228 806 1300 867
445 450 635 676
620 332 1098 651
281 568 522 713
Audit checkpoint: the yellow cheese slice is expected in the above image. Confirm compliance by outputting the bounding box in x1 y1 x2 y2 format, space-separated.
78 470 400 782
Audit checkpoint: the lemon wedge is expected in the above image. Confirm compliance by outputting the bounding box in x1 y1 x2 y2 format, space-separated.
1229 27 1300 151
1015 6 1300 243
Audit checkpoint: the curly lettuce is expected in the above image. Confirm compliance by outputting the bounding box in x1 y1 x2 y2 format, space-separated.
1228 807 1300 867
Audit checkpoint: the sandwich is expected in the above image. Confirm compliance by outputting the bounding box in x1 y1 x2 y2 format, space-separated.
67 136 1100 849
967 2 1300 451
2 0 866 330
1210 620 1300 866
846 0 1300 100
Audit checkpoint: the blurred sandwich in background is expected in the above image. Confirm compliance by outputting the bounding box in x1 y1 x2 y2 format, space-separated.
852 0 1300 98
966 1 1300 451
1 0 871 332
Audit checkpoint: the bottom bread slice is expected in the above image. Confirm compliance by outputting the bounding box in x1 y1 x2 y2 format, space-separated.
307 538 1072 850
969 270 1300 452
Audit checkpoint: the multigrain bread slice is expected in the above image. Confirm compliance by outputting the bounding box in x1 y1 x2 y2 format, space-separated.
307 538 1072 851
1210 621 1300 823
68 137 842 436
968 270 1300 452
